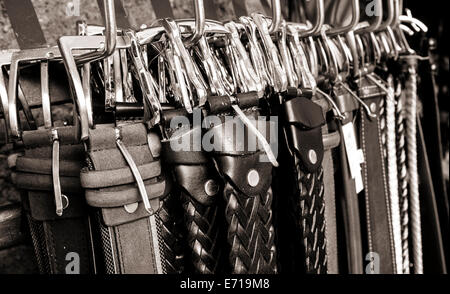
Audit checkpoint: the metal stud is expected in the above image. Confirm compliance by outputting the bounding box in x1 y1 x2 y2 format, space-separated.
247 169 260 187
124 202 139 214
370 102 377 113
204 179 219 196
308 149 318 165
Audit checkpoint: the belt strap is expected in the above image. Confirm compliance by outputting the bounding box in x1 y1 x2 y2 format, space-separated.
358 76 396 274
15 126 95 274
384 76 403 273
404 63 423 273
210 112 277 273
162 136 224 274
84 123 183 273
396 87 411 274
334 84 363 274
282 96 327 274
417 58 449 264
3 0 47 49
322 126 339 274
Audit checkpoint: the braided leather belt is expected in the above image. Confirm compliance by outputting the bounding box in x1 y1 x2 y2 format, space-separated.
161 124 225 274
282 96 327 274
207 110 277 274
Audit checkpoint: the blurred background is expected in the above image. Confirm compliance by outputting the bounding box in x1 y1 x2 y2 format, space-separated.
0 0 448 273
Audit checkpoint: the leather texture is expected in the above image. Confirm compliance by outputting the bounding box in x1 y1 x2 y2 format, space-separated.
209 114 277 274
162 136 225 274
283 96 327 274
322 126 340 274
13 126 95 274
357 77 396 274
83 123 184 274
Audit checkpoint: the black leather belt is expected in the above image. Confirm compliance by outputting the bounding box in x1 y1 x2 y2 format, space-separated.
357 75 396 274
333 82 363 274
161 115 225 274
282 95 328 274
208 109 277 274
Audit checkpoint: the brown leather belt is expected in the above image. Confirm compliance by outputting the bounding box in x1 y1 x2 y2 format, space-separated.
81 123 184 274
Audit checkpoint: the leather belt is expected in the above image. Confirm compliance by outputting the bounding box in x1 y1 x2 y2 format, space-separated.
161 122 225 274
322 125 340 274
13 126 95 274
209 110 277 274
357 75 396 274
282 95 328 274
333 82 363 274
82 123 184 274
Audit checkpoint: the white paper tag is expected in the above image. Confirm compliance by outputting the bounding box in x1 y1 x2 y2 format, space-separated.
341 122 364 193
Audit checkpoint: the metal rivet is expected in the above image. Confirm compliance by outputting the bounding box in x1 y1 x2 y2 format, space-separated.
247 169 260 187
204 179 219 196
124 202 139 214
308 149 317 164
370 102 377 113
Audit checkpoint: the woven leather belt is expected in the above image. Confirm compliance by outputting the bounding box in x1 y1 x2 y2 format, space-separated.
81 123 184 274
282 95 327 274
208 111 277 274
162 123 225 274
357 76 396 274
13 126 95 274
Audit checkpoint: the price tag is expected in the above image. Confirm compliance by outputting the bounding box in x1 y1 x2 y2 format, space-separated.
341 122 364 193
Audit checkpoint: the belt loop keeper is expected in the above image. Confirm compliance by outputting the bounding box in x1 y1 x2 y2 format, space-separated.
51 128 68 216
114 127 153 215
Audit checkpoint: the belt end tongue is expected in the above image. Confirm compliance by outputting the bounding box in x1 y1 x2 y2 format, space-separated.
231 104 279 167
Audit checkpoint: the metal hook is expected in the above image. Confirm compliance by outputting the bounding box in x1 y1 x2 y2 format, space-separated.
356 0 383 34
268 0 282 34
376 0 395 31
159 18 208 107
252 13 288 92
76 0 117 64
399 14 428 33
327 0 360 36
316 88 345 121
338 81 377 118
183 0 206 46
301 0 325 37
126 30 162 127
